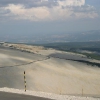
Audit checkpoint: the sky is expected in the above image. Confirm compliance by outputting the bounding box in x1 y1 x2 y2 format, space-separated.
0 0 100 38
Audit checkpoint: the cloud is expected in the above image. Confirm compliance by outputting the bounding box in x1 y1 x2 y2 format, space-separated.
4 4 51 21
0 0 57 8
0 0 98 21
58 0 85 6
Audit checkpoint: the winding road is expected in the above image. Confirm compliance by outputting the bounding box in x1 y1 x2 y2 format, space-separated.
0 47 50 69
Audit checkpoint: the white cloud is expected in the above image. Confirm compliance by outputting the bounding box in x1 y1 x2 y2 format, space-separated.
2 0 98 21
58 0 85 7
4 4 50 21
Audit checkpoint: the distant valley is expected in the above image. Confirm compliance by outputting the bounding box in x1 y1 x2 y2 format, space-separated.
0 30 100 43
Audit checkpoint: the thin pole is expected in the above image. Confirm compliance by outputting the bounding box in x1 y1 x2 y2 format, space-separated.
24 71 26 92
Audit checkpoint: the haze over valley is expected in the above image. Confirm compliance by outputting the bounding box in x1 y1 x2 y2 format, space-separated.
0 30 100 43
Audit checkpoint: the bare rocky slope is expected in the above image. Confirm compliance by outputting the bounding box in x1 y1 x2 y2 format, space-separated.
0 43 100 100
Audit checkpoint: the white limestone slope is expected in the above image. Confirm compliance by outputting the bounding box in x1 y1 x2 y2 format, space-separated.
0 87 99 100
0 43 100 99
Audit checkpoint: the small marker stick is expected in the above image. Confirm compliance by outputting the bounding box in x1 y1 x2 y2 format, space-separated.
24 71 26 92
